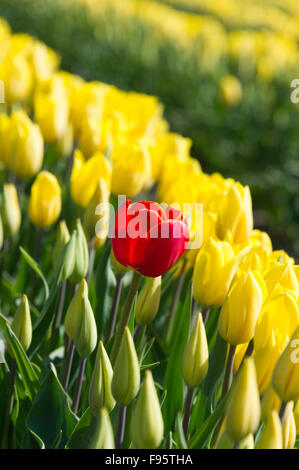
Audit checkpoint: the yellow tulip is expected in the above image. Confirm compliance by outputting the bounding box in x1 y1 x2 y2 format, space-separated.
0 52 33 103
264 262 299 298
216 182 253 244
282 402 296 449
79 113 109 159
233 342 248 374
255 411 283 449
29 171 61 228
0 111 43 178
219 75 242 107
70 149 112 208
1 184 21 238
192 237 250 307
272 326 299 402
218 270 266 345
261 386 281 422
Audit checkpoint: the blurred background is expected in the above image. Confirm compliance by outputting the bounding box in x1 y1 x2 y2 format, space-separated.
1 0 299 258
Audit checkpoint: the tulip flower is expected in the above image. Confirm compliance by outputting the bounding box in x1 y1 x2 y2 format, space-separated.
216 182 253 244
261 386 281 422
70 149 112 208
193 238 250 307
1 184 21 238
29 171 61 228
182 312 209 388
112 200 189 277
111 327 140 406
11 294 32 352
225 358 261 442
218 270 266 345
78 113 109 159
282 402 296 449
219 75 242 107
0 111 43 178
135 276 161 326
89 342 115 415
264 262 299 298
255 411 283 449
272 325 299 402
131 370 164 449
52 220 70 268
64 279 97 358
0 53 33 103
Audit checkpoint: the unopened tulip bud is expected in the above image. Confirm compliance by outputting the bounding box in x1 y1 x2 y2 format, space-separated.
226 358 261 442
11 294 32 351
272 325 299 402
182 312 209 388
261 386 281 422
110 250 129 276
218 270 266 345
1 184 21 238
131 370 164 449
135 276 161 326
29 171 61 227
64 279 97 358
282 402 296 449
93 408 115 449
59 231 76 281
112 327 140 406
70 219 89 283
256 411 283 449
53 220 70 267
83 178 110 242
55 122 74 159
89 341 115 415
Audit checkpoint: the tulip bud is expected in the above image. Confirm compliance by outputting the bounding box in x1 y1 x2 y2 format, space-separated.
111 327 140 406
261 386 281 422
1 184 21 238
70 219 89 283
55 122 74 159
181 312 209 388
131 370 164 449
29 171 61 227
89 341 115 415
59 231 76 281
256 411 283 449
52 220 70 267
135 276 161 326
218 270 266 345
282 402 296 449
110 250 130 276
216 431 254 449
226 358 261 442
64 279 97 358
192 238 250 307
93 408 115 449
272 325 299 402
83 178 110 243
0 111 44 178
11 294 32 351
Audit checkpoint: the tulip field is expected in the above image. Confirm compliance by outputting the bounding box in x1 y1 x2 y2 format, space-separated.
1 3 299 452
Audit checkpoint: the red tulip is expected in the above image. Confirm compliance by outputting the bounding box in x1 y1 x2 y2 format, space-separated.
112 200 189 277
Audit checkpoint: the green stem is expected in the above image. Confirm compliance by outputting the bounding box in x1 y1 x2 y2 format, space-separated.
105 274 123 344
110 271 142 365
115 406 127 449
183 387 194 439
279 402 287 425
1 359 16 449
62 340 75 390
49 279 67 351
72 357 87 414
221 344 236 398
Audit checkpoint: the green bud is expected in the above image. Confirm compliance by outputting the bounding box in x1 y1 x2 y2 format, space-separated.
92 408 115 449
70 219 89 283
1 183 21 238
256 410 283 449
112 326 140 406
11 294 32 351
215 430 234 449
131 370 164 449
110 250 129 276
64 279 97 358
181 312 209 388
59 230 76 281
135 276 161 326
89 341 115 415
52 220 70 268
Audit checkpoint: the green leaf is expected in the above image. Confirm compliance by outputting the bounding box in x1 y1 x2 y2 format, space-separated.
163 280 192 433
0 315 39 400
26 364 77 448
203 333 228 398
188 394 229 449
19 246 49 301
66 407 109 449
175 412 188 449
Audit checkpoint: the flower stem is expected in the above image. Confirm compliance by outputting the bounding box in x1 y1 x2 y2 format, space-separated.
183 387 194 439
163 259 187 348
110 271 142 365
49 279 67 351
1 359 16 449
72 357 87 414
105 274 123 344
221 344 236 398
62 340 75 391
279 402 287 425
115 406 127 449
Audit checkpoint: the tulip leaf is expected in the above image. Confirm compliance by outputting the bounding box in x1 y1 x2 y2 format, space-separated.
19 246 49 301
175 411 188 449
0 315 39 400
203 332 228 398
163 280 192 433
26 363 77 449
188 394 229 449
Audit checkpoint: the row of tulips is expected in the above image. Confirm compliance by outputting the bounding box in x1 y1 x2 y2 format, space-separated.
0 19 299 450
